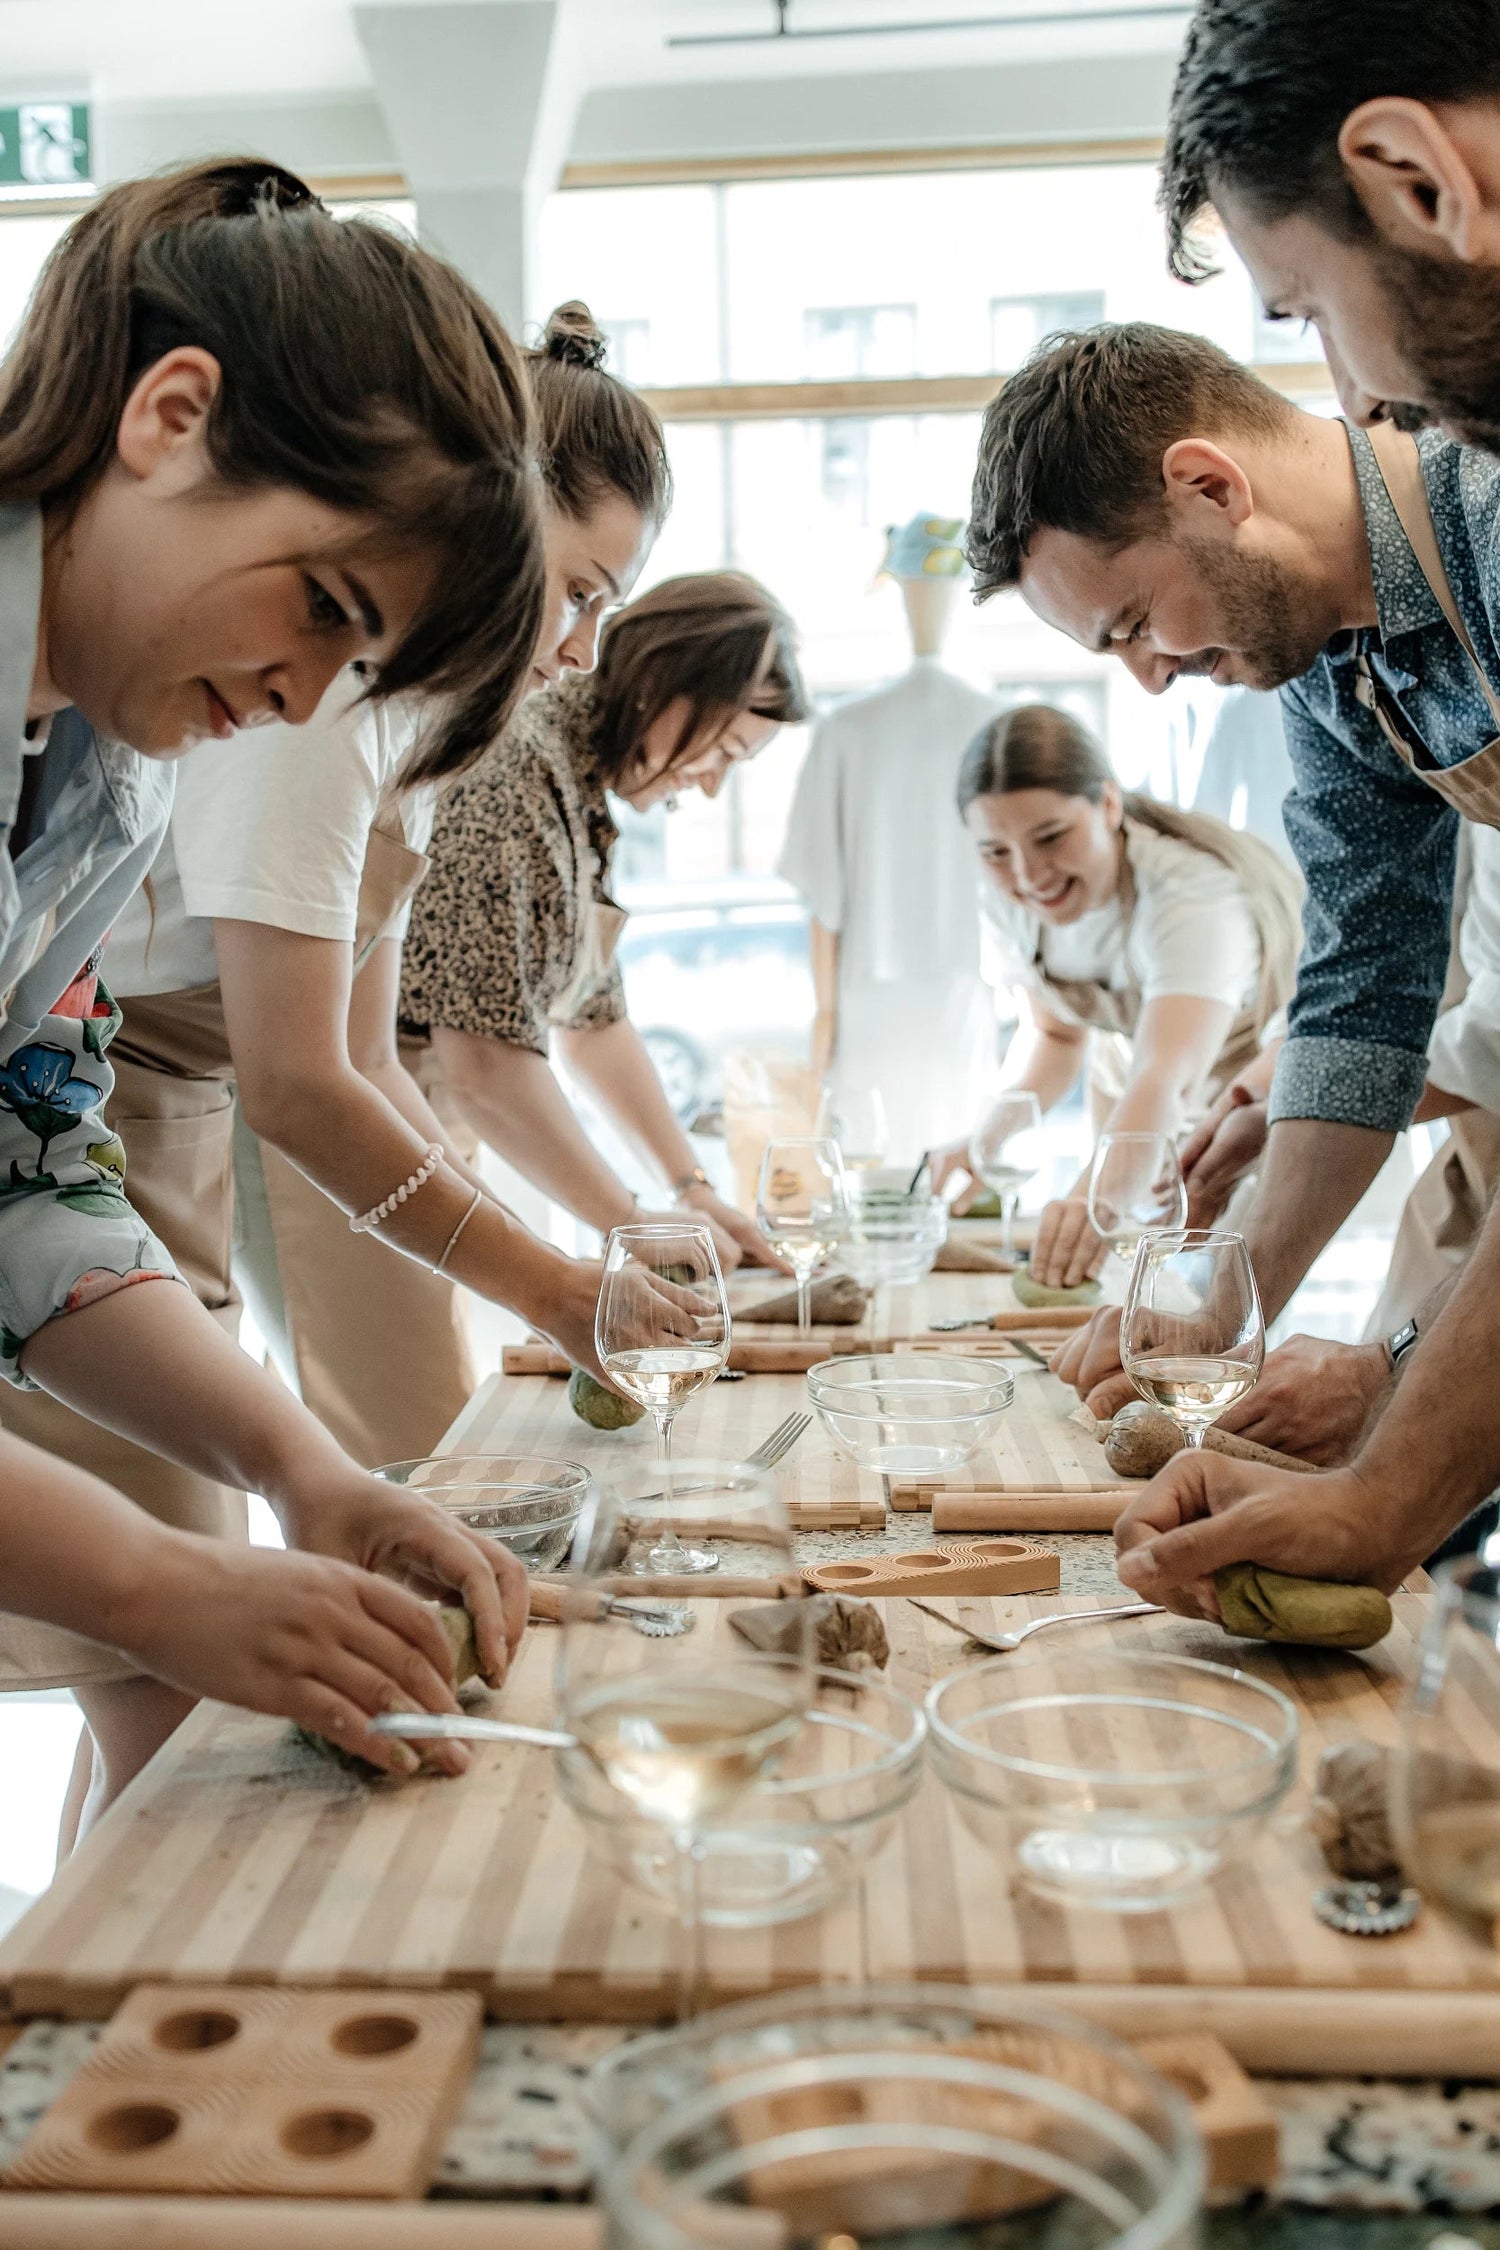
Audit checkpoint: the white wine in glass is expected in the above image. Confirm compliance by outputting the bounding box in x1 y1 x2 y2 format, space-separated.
558 1463 812 2016
1086 1130 1188 1264
756 1137 851 1335
1120 1229 1264 1448
815 1085 890 1183
969 1090 1044 1264
597 1222 729 1577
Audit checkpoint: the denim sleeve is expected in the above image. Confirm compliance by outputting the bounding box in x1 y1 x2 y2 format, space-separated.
1272 679 1459 1132
0 996 178 1388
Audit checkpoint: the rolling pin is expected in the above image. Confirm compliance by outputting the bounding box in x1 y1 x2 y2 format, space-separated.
1104 1401 1317 1479
0 2201 604 2250
929 1491 1127 1533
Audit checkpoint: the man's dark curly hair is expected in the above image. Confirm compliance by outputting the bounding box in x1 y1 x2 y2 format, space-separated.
1162 0 1500 284
966 322 1292 598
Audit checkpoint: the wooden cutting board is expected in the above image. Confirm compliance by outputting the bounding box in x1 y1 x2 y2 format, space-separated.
888 1371 1130 1514
4 1589 1497 2073
727 1270 1094 1336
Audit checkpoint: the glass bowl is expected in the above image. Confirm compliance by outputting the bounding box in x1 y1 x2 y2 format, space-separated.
375 1452 591 1570
592 1982 1204 2249
806 1353 1014 1476
556 1665 925 1926
841 1190 949 1286
928 1650 1298 1914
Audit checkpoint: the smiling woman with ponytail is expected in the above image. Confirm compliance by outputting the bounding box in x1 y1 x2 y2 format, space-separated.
0 155 559 1832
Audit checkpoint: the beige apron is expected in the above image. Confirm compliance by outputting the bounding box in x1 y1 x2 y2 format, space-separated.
1353 420 1500 1320
0 798 431 1686
259 834 628 1469
1032 852 1265 1134
243 798 477 1471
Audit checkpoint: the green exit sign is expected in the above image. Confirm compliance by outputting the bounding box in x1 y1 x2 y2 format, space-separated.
0 104 91 189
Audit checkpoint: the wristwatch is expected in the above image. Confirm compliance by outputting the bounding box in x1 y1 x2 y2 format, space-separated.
1384 1317 1420 1372
672 1166 712 1197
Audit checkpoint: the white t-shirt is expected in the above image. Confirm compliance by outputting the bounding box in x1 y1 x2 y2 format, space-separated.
981 817 1263 1028
1428 823 1500 1112
107 675 430 998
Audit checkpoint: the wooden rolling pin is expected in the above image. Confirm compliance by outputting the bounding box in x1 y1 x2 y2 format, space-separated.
0 2201 604 2250
1104 1401 1317 1479
929 1491 1127 1533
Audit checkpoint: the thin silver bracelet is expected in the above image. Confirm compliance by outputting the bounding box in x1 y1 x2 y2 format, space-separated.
351 1142 443 1234
436 1183 484 1274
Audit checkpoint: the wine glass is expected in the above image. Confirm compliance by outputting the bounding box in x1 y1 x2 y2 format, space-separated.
1120 1228 1264 1448
597 1222 730 1577
1087 1131 1189 1265
755 1137 851 1336
968 1090 1044 1265
815 1084 890 1187
556 1464 812 2016
1390 1557 1500 1923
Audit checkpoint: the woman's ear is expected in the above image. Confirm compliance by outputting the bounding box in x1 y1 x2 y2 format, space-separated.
1100 780 1125 832
1338 97 1500 265
115 348 222 484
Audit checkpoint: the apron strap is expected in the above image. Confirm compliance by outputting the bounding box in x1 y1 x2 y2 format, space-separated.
1365 420 1500 737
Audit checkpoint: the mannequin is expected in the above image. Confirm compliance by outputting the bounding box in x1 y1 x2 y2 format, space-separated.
779 515 1000 1165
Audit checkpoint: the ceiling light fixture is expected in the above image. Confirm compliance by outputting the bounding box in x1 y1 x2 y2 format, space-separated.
670 0 1189 45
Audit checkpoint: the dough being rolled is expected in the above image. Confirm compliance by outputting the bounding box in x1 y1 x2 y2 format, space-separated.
295 1605 483 1777
738 1273 869 1325
1214 1561 1392 1651
1012 1270 1101 1309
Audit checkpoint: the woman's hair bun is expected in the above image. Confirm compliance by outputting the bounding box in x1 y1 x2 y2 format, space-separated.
543 300 609 372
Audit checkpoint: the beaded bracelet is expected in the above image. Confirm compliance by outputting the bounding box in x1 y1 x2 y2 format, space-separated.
350 1142 443 1234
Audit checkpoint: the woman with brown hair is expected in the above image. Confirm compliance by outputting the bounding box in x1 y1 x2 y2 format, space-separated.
931 703 1303 1285
396 569 809 1283
6 294 675 1820
0 153 554 1804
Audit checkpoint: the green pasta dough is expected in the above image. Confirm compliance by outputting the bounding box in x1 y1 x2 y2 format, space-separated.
295 1605 483 1777
1214 1561 1393 1651
1011 1269 1102 1309
568 1367 646 1429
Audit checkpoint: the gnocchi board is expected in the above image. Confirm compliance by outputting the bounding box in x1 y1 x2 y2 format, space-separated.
445 1365 1125 1524
4 1586 1498 2073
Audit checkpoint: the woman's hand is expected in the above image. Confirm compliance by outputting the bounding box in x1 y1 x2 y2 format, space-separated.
1029 1195 1107 1288
1180 1083 1269 1227
278 1473 529 1690
1114 1451 1416 1617
118 1537 483 1777
677 1184 787 1270
928 1136 980 1211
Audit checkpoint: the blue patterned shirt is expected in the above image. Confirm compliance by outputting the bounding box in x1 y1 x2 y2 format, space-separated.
1273 427 1500 1132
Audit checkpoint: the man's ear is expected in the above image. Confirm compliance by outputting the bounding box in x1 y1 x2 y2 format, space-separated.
114 347 222 482
1159 438 1254 530
1339 96 1500 264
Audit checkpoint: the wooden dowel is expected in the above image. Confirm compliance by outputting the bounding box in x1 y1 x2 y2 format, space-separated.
529 1574 799 1613
930 1492 1126 1533
0 2199 604 2250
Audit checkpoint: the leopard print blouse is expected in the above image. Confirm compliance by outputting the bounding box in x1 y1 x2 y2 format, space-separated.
398 672 627 1057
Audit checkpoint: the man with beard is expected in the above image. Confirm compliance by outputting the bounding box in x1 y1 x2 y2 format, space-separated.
969 319 1500 1614
1161 1 1500 449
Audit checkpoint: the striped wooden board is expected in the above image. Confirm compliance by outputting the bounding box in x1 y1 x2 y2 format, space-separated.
888 1371 1130 1513
727 1270 1095 1336
4 1588 1496 2072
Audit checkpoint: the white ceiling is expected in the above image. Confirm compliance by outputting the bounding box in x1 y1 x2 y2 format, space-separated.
0 0 1187 107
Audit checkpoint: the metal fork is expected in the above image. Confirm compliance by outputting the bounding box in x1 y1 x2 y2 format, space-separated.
626 1411 812 1515
907 1596 1161 1652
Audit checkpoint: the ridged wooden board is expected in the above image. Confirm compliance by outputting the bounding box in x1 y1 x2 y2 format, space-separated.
5 1586 1500 2070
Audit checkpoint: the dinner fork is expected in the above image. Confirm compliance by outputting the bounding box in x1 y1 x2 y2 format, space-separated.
626 1411 812 1515
907 1596 1161 1652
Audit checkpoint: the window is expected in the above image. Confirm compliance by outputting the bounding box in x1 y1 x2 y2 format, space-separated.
990 290 1105 370
599 316 653 385
804 304 916 380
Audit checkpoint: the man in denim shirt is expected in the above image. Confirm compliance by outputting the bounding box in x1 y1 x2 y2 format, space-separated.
965 320 1500 1587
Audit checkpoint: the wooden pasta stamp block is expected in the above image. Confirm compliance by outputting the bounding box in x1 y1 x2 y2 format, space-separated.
5 1984 481 2200
803 1539 1059 1599
1133 2033 1279 2193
